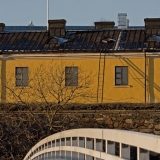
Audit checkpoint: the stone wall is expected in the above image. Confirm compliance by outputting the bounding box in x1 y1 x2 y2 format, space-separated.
0 103 160 159
75 110 160 135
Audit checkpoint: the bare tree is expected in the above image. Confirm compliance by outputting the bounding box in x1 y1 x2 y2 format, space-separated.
0 61 95 159
4 61 95 131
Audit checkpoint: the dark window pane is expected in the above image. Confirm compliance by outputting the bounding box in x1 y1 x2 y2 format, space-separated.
15 67 28 86
122 76 128 85
122 67 128 85
123 67 128 75
116 79 121 85
16 80 22 86
23 79 28 86
116 74 121 78
116 67 121 73
16 74 22 80
115 66 128 85
65 67 78 86
16 67 22 74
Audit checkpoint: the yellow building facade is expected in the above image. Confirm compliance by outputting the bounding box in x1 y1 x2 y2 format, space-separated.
0 52 159 103
0 18 160 103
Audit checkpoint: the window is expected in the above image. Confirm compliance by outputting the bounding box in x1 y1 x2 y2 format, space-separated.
65 67 78 86
115 66 128 85
15 67 28 86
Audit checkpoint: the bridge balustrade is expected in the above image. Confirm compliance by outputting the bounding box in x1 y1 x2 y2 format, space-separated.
24 129 160 160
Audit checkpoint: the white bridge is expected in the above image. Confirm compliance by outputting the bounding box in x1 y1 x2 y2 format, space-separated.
24 129 160 160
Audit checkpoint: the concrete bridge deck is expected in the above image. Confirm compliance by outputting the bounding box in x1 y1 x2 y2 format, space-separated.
24 128 160 160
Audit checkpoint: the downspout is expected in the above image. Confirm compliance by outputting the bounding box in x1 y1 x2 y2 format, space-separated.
1 60 6 103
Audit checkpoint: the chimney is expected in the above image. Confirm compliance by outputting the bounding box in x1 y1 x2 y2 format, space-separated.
94 21 115 29
48 19 66 36
144 18 160 29
0 23 5 32
117 13 129 29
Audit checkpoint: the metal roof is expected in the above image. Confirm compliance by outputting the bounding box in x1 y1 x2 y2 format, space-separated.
4 26 47 32
0 28 160 53
4 26 95 32
4 26 144 32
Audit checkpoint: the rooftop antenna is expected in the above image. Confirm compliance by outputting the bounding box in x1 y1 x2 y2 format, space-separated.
47 0 49 30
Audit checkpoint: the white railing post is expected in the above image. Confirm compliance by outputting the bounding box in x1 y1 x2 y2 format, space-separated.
120 142 122 158
137 147 140 160
94 138 96 151
105 139 108 154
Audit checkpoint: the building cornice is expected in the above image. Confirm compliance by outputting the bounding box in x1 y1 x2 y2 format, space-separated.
0 52 160 60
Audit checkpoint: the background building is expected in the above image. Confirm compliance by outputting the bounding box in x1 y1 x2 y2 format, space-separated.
0 17 160 103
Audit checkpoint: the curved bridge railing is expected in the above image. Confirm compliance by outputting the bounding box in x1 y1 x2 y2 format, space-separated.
24 128 160 160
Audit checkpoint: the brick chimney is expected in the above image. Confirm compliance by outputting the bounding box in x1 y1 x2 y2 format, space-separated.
0 23 5 32
144 18 160 29
94 21 115 29
48 19 66 36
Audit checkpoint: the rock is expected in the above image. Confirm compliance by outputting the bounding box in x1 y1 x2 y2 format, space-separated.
111 117 116 121
87 114 94 118
107 124 114 129
104 118 113 125
94 114 102 119
114 122 119 128
154 131 160 135
136 123 144 127
117 117 123 121
139 119 144 123
81 118 90 122
122 123 128 129
96 118 104 124
131 129 139 132
97 120 104 125
139 126 146 129
144 123 149 127
121 113 132 117
140 129 152 133
96 118 104 121
69 123 75 127
144 119 154 124
90 118 96 122
127 123 134 129
125 119 133 124
155 124 160 130
134 119 139 123
148 124 154 129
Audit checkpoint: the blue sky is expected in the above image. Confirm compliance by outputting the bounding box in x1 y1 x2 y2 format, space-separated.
0 0 160 26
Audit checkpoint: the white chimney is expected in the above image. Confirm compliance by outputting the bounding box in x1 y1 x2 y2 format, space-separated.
117 13 129 29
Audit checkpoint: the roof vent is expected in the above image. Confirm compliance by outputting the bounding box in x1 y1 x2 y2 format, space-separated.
0 23 5 32
28 21 34 26
117 13 129 29
94 21 115 29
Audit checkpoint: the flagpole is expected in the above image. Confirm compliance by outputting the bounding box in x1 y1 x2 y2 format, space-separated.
47 0 49 30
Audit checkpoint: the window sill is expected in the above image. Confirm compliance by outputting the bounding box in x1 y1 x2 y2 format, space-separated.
65 85 78 87
113 85 132 88
15 86 31 88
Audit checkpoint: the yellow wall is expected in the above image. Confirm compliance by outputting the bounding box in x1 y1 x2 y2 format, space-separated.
147 58 160 102
1 53 160 103
4 58 98 103
104 57 145 103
